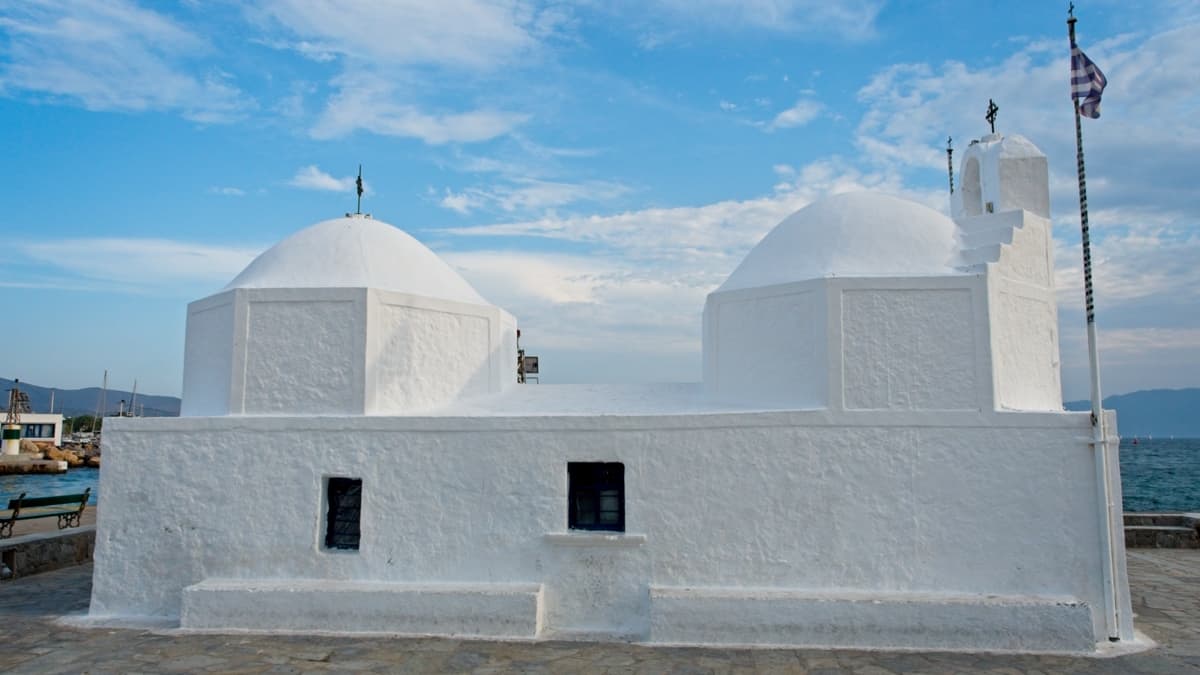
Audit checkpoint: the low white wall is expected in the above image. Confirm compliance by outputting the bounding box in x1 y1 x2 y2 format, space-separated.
704 276 992 412
91 409 1127 651
703 284 828 408
181 288 516 416
180 293 236 417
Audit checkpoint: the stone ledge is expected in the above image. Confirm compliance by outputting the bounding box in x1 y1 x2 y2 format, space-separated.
648 585 1096 653
0 526 95 581
543 532 646 547
181 578 543 638
1124 513 1200 549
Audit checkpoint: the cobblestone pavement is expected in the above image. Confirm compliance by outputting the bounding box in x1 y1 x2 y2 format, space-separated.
1 551 1197 674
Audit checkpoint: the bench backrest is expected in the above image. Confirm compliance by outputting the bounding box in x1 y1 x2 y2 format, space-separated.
6 488 90 510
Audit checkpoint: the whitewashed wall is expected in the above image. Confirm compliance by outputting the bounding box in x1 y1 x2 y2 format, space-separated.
704 276 992 412
365 288 517 414
180 292 236 417
91 409 1130 651
953 134 1050 220
181 288 516 416
702 284 828 408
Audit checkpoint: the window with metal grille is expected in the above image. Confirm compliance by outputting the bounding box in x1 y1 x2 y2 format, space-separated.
568 462 624 532
324 477 362 551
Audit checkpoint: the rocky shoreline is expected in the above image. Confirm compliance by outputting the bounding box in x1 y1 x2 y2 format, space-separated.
0 440 99 474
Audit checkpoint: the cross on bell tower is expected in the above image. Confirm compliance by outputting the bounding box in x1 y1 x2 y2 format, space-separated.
986 99 999 134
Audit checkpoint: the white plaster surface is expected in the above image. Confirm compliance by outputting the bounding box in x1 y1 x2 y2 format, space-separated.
374 305 490 402
225 215 486 305
718 192 961 293
703 276 989 412
91 409 1128 651
243 298 361 415
180 297 235 417
181 287 516 416
649 586 1095 652
182 579 542 638
842 288 976 410
704 289 826 409
953 134 1050 220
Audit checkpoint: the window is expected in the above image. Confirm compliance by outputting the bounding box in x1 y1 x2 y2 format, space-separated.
22 424 54 439
568 462 624 532
324 477 362 551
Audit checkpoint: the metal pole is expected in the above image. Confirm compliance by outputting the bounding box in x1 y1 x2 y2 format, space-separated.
946 137 954 196
1069 10 1120 641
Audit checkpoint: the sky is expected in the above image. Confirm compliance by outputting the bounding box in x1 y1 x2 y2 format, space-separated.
1 0 1198 401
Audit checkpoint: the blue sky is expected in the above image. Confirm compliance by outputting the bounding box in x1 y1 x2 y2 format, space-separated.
2 0 1197 400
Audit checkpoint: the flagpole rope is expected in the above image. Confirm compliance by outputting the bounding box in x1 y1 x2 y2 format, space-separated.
1075 99 1096 325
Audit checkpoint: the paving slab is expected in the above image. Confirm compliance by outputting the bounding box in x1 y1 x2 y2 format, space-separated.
0 551 1197 673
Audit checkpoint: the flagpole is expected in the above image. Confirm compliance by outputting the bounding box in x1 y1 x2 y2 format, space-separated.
1068 7 1121 641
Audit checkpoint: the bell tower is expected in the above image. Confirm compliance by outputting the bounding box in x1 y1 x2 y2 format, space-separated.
952 133 1050 220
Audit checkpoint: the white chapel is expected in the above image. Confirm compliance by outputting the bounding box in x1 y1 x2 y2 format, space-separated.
88 131 1134 653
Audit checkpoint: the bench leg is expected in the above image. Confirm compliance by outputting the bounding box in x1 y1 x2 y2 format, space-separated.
0 520 11 539
57 513 80 529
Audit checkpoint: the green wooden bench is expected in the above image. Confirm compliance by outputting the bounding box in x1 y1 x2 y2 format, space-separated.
0 488 91 539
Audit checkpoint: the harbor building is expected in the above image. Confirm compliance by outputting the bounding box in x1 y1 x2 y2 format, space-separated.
88 132 1134 652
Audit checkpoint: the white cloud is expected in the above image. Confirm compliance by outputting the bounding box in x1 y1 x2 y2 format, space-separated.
287 166 364 192
445 250 706 357
439 178 630 215
1054 223 1200 311
767 99 822 130
17 238 263 287
719 100 737 111
854 22 1200 215
634 0 883 41
310 73 528 143
254 0 551 70
208 186 246 196
0 0 252 122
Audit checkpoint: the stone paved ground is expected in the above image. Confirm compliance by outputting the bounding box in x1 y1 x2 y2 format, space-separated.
1 550 1197 674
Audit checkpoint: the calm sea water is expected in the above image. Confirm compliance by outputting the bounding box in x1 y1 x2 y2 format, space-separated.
1119 437 1200 512
1 438 1196 512
1 467 99 505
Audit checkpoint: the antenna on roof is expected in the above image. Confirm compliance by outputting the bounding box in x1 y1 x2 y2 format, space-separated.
355 164 364 215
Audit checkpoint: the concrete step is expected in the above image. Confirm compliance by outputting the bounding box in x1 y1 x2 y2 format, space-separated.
959 225 1016 249
959 243 1004 266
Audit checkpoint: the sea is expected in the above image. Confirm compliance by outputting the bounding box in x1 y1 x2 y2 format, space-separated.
1 438 1197 512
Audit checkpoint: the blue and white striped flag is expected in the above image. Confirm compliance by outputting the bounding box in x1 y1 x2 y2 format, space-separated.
1071 44 1107 119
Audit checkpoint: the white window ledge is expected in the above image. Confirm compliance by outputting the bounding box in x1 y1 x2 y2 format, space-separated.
543 532 647 547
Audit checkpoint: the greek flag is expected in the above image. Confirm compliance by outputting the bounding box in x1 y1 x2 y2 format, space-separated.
1071 44 1107 119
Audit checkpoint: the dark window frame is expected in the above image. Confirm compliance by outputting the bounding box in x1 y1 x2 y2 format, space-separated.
324 476 363 551
568 462 625 532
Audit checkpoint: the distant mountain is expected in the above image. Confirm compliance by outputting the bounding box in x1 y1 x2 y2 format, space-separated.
0 378 180 418
1065 388 1200 438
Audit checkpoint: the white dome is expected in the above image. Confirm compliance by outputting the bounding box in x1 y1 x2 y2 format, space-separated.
225 215 487 305
718 192 961 292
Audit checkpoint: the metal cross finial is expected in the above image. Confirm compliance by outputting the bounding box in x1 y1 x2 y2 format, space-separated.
355 164 364 214
986 99 999 134
1068 2 1075 18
